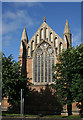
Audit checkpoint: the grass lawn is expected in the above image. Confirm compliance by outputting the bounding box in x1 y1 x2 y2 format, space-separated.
44 115 81 118
2 113 82 118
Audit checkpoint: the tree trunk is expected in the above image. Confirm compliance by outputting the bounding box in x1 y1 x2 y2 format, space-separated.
67 104 72 116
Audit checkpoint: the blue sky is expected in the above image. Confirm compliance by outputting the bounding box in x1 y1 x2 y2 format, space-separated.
2 2 81 61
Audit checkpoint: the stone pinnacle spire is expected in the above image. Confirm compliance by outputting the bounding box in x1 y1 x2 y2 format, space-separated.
21 27 28 42
64 19 71 34
43 17 46 22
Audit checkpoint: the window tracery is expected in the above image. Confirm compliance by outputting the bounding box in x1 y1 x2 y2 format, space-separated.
33 42 55 84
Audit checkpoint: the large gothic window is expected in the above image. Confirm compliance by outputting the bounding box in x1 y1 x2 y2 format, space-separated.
33 42 55 85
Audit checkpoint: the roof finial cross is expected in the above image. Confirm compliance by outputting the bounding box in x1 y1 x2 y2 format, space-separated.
43 17 46 22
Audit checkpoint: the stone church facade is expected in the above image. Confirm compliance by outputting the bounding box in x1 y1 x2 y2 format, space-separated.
2 18 79 114
18 18 79 114
19 17 71 89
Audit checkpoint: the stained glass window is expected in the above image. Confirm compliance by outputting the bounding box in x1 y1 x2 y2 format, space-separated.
47 47 52 54
45 53 47 82
35 55 37 82
41 54 44 82
37 48 42 54
38 56 40 82
48 55 51 82
52 54 54 82
41 42 48 49
33 42 55 84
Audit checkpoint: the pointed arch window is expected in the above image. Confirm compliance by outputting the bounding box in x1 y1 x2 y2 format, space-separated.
33 42 55 85
28 47 30 57
50 32 53 42
55 38 58 47
54 37 57 47
36 35 39 44
41 28 43 39
31 41 34 51
46 28 48 39
59 42 63 53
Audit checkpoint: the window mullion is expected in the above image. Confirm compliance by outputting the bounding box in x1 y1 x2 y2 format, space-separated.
49 55 51 82
41 54 43 82
35 55 37 82
38 55 40 82
40 55 41 83
44 52 45 83
37 55 38 83
50 54 52 83
47 54 49 83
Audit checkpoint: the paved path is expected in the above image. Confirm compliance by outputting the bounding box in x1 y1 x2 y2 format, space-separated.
2 117 83 120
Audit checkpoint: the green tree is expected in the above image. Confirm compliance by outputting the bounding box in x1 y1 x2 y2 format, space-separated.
52 47 76 116
0 51 2 116
2 53 29 108
71 44 83 116
52 44 83 116
0 51 2 92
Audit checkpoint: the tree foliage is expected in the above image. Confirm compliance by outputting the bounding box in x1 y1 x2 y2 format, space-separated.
25 85 62 115
52 44 83 115
0 51 2 105
2 53 29 107
71 44 83 115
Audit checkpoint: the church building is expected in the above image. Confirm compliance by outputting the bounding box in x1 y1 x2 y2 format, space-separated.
19 17 71 91
2 18 79 114
18 18 80 114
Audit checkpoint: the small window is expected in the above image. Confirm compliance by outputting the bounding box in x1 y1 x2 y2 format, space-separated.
31 41 34 50
36 35 39 44
50 32 53 42
46 28 48 39
28 47 30 56
41 28 43 39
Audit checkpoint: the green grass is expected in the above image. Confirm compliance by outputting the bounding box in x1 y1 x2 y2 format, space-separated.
44 115 62 118
44 115 81 118
2 113 38 117
2 113 20 117
24 114 38 117
2 113 82 118
64 115 81 118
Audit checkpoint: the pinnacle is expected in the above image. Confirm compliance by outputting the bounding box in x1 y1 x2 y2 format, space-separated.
21 27 28 41
64 19 71 34
20 41 23 49
43 17 46 22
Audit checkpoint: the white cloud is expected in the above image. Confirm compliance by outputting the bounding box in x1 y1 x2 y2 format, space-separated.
2 9 39 35
2 35 12 48
13 2 43 7
72 31 81 47
2 3 42 48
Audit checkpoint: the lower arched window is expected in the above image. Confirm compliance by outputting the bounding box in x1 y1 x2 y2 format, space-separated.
33 42 55 85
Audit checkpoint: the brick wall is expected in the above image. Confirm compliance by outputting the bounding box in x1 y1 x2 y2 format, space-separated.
26 58 32 80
